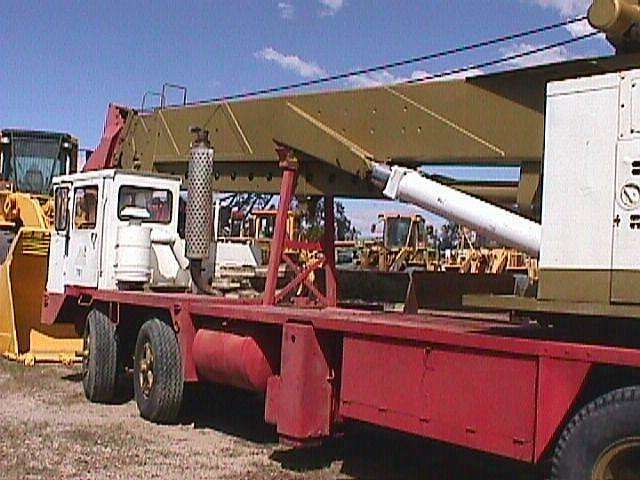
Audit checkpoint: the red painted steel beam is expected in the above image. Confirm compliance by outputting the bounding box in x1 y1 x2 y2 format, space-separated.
264 148 299 306
185 302 640 367
268 323 336 445
533 358 591 461
276 256 327 305
50 286 640 370
83 104 129 171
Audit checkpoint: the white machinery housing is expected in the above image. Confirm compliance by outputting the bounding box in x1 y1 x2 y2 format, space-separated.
538 69 640 305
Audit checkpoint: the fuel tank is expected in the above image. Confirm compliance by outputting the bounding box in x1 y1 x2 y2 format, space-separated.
192 329 279 392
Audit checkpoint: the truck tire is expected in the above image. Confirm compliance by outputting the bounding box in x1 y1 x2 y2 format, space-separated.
551 386 640 480
133 318 183 424
82 308 118 403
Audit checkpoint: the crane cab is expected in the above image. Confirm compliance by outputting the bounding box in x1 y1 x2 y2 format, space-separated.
46 170 188 294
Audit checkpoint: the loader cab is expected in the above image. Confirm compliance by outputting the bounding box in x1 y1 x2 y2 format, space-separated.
46 170 182 293
376 213 430 250
0 130 78 196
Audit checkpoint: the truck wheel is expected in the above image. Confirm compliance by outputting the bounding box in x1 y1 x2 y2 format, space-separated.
82 308 118 403
133 318 183 424
551 386 640 480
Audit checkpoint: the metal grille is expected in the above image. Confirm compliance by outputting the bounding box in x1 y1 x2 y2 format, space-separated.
185 146 215 259
19 230 50 257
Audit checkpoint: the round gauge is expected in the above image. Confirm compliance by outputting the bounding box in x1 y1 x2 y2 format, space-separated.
619 182 640 209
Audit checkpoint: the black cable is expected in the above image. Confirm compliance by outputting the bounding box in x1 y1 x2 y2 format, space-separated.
407 30 599 83
184 15 589 106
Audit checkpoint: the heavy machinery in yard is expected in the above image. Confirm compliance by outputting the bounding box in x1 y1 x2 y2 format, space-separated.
359 213 438 272
0 129 83 364
38 1 640 478
441 226 538 277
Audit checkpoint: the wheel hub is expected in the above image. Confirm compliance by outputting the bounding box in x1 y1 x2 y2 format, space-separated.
81 326 90 378
138 341 155 397
593 438 640 480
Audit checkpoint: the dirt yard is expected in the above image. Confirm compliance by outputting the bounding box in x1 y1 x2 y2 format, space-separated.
0 360 542 479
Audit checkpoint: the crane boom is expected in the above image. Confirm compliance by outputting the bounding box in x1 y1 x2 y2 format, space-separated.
84 0 640 217
88 52 640 215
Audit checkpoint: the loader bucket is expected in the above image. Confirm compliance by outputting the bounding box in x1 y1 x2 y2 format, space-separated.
0 227 82 365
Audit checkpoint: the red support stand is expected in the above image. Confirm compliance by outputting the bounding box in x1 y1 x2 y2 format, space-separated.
263 148 299 306
262 148 338 308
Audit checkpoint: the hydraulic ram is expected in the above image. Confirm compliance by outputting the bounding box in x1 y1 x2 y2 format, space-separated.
371 164 542 256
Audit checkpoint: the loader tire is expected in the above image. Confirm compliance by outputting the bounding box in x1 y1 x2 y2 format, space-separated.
133 318 183 424
550 386 640 480
82 308 118 403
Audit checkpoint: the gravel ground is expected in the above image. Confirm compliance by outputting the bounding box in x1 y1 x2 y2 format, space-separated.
0 360 542 479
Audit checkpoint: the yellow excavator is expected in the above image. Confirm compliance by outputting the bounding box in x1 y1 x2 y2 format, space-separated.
0 129 83 364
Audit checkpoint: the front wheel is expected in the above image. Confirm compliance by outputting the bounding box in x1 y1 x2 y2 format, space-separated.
133 318 183 424
551 386 640 480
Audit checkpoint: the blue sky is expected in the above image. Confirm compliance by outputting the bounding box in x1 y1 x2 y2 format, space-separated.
0 0 612 232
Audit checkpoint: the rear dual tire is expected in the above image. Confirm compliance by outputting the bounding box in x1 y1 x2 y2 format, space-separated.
551 386 640 480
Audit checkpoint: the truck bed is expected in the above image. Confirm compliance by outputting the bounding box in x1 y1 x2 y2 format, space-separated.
57 286 640 368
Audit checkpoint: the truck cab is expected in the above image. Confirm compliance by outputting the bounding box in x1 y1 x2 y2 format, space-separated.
47 170 188 293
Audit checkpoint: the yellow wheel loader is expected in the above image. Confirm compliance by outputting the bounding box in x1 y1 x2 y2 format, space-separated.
0 130 83 364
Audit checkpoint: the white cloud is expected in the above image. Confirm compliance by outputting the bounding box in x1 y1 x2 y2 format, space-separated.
527 0 599 37
255 47 326 78
564 18 595 36
410 68 486 83
348 68 484 87
443 68 486 79
319 0 344 17
277 2 294 20
530 0 591 16
348 70 404 87
501 42 570 68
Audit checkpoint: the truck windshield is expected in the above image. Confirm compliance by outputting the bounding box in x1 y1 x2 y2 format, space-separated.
1 131 70 195
118 186 173 224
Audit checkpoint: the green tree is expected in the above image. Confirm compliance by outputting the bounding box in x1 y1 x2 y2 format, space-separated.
300 197 359 241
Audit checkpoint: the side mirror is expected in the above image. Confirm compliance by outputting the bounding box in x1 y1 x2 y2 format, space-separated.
370 223 377 234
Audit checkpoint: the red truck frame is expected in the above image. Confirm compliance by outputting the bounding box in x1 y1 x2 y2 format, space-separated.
42 148 640 478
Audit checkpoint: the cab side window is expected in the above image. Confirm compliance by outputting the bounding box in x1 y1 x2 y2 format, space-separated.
74 186 99 230
54 187 70 231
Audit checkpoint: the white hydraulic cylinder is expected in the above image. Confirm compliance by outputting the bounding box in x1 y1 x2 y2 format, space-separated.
371 164 542 256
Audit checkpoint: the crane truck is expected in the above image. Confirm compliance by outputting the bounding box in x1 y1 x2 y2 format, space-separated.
39 1 640 478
